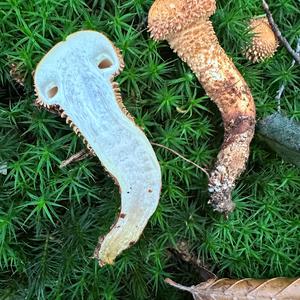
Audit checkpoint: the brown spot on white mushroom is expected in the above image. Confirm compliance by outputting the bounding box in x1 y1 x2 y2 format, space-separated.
148 0 256 214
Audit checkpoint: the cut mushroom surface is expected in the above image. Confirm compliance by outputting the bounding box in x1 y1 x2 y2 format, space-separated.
34 31 162 266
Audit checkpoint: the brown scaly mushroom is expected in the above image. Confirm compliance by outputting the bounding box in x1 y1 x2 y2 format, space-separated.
245 17 279 63
148 0 256 214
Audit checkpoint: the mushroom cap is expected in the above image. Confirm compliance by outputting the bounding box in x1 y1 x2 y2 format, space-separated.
148 0 216 40
245 17 279 63
34 31 124 107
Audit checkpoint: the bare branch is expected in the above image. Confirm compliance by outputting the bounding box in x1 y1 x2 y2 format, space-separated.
151 142 209 177
275 37 300 111
262 0 300 65
59 149 91 168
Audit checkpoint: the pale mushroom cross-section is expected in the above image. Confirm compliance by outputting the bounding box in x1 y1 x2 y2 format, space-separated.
34 30 162 266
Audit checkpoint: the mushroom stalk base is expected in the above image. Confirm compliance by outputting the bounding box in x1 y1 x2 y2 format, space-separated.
168 20 256 214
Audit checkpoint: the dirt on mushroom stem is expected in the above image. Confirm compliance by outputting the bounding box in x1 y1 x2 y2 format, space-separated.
157 19 256 214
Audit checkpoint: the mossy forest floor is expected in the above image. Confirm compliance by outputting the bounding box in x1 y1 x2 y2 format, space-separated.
0 0 299 299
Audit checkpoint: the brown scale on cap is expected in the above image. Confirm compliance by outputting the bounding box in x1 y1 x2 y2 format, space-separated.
148 0 216 40
245 17 279 63
149 0 256 214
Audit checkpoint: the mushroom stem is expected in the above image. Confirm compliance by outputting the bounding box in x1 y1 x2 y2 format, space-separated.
149 2 256 214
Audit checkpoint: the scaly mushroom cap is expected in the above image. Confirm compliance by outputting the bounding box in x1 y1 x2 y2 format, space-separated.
245 17 278 63
148 0 216 40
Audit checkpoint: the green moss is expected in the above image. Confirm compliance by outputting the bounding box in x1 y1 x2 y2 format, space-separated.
0 0 299 299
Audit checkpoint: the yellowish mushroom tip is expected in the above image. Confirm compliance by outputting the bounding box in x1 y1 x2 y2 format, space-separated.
148 0 216 40
245 17 279 63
